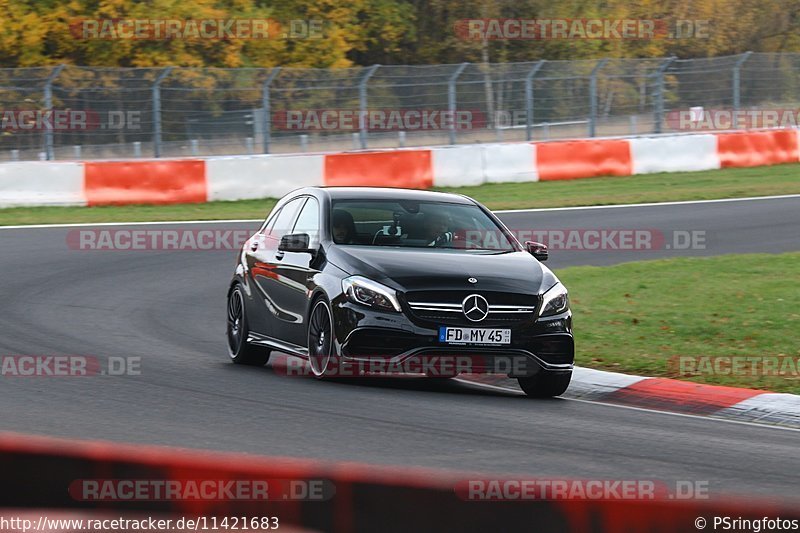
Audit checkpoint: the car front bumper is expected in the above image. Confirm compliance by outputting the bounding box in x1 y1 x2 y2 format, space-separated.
332 297 574 377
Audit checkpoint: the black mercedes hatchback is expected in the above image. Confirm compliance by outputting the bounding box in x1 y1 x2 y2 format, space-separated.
227 187 574 397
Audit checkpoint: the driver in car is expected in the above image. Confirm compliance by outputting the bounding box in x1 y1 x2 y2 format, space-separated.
425 212 453 246
332 209 357 244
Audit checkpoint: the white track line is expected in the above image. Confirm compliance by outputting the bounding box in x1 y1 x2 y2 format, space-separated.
1 194 798 230
494 193 800 213
0 218 262 230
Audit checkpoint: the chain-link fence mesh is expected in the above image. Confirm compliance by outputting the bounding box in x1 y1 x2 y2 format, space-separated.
3 52 800 161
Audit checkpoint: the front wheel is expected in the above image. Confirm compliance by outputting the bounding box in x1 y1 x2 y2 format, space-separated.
227 285 271 366
518 371 572 398
307 297 339 378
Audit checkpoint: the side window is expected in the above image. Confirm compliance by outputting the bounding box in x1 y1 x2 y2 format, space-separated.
292 197 320 247
267 197 305 244
259 207 280 234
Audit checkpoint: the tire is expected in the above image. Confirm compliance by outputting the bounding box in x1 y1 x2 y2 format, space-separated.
517 371 572 398
307 297 338 378
227 284 271 366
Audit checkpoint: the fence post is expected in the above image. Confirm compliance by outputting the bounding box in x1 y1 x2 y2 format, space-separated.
653 56 676 134
262 67 282 154
733 51 753 117
447 63 469 145
524 60 546 141
43 64 66 161
152 67 173 158
589 59 608 138
358 65 380 149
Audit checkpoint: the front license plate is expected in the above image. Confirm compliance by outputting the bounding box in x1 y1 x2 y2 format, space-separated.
438 326 511 345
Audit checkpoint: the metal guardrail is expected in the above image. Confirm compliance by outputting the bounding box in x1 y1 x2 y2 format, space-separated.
2 52 800 161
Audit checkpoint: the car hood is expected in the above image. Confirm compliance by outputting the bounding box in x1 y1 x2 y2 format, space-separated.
327 245 556 295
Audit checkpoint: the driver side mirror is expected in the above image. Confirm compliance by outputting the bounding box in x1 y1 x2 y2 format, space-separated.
279 233 315 254
525 241 548 261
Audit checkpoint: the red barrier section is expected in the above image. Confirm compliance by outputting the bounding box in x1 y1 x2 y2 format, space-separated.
605 378 763 415
84 160 207 206
717 129 799 168
324 150 433 188
2 432 798 533
536 139 632 181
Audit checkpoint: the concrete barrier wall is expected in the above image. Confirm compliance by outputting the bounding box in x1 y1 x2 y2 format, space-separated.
717 129 799 168
0 162 85 207
629 134 720 174
206 154 325 201
84 160 207 205
324 150 433 188
0 129 797 207
537 139 632 181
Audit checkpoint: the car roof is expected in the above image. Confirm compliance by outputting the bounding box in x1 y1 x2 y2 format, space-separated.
306 187 475 205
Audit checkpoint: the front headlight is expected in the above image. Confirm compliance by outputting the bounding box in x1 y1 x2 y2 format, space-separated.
539 282 569 317
341 276 401 312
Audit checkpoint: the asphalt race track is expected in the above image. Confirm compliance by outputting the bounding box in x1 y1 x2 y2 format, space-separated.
1 196 798 501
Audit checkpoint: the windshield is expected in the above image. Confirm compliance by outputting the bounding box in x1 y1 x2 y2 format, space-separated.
330 199 517 251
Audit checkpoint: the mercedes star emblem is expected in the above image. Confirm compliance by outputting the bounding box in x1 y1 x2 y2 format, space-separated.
462 294 489 322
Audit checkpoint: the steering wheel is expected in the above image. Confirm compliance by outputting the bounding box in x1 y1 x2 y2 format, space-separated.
430 231 454 247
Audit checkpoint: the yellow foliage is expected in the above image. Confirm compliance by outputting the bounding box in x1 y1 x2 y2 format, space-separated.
1 0 800 67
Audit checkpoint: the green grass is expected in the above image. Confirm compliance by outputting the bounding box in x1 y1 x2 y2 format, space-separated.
436 162 800 210
1 162 799 226
559 253 800 393
0 198 278 226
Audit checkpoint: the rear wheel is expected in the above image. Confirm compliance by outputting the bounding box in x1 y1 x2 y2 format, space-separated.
308 298 338 378
227 285 271 366
518 371 571 398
